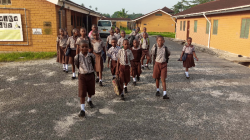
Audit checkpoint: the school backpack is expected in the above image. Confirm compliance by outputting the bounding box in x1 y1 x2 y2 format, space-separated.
140 38 150 46
128 35 135 47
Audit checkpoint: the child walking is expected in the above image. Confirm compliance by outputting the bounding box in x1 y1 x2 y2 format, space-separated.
129 27 142 40
107 38 121 80
89 24 100 40
117 30 126 48
117 39 134 100
140 32 151 70
74 40 96 118
140 27 148 38
91 31 106 86
66 28 78 79
131 39 142 86
56 28 69 72
76 27 91 55
180 37 198 79
114 27 121 40
106 29 117 50
151 35 170 99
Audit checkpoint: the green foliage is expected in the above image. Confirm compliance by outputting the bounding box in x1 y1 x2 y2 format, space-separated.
147 32 176 38
120 27 132 34
0 52 57 62
95 7 98 11
127 13 144 20
81 3 84 7
111 11 120 18
102 13 111 18
117 8 128 18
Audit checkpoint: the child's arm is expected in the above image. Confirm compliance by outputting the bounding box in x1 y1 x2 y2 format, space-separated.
107 57 111 68
193 52 198 61
74 54 79 69
180 51 184 61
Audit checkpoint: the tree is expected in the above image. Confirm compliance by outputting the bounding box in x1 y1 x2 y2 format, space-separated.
102 13 111 18
111 11 120 18
89 5 92 9
81 3 84 7
117 8 128 18
95 7 98 11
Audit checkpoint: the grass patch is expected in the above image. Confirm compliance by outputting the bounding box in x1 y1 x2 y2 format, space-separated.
0 52 57 62
120 27 132 35
147 32 176 38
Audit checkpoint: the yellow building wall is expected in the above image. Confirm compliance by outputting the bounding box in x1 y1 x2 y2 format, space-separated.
136 11 175 32
0 0 58 52
116 21 127 28
176 12 250 57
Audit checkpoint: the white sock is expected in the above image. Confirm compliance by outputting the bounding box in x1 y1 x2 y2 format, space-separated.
157 88 160 91
99 79 102 82
185 72 189 76
146 64 148 66
73 72 76 77
163 91 167 96
141 65 144 67
133 78 136 82
97 76 99 79
63 64 65 69
65 64 68 70
87 97 91 102
81 104 85 111
124 85 127 88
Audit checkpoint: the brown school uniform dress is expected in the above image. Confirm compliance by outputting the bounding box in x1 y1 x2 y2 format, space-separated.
66 36 77 65
56 35 68 64
151 44 170 79
107 46 121 75
107 35 117 50
117 49 134 93
183 45 195 68
131 47 142 77
92 39 105 72
74 52 96 97
76 37 91 54
140 38 151 62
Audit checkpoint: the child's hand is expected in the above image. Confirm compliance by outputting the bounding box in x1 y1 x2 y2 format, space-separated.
180 58 182 61
196 58 199 61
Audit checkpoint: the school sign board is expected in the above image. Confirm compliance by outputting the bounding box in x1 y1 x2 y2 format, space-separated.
0 14 23 41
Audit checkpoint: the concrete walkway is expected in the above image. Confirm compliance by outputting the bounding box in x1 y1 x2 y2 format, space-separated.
0 37 250 140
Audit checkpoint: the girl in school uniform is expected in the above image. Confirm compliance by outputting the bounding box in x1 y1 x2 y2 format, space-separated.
131 39 142 86
117 39 134 100
74 40 96 118
180 37 199 79
106 29 117 51
76 27 92 55
88 24 100 40
114 27 121 40
140 32 151 70
151 35 170 100
107 38 121 80
66 28 78 79
56 28 69 72
91 31 106 86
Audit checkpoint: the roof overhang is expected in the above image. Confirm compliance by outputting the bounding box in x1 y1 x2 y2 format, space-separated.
132 9 173 21
46 0 102 17
173 5 250 18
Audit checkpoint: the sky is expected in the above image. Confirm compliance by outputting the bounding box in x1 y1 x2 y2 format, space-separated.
71 0 180 15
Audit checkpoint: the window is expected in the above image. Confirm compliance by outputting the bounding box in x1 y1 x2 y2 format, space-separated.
180 21 182 31
155 14 162 16
194 20 197 32
183 21 186 31
0 0 11 5
98 21 111 27
240 18 250 39
206 20 210 34
213 20 218 35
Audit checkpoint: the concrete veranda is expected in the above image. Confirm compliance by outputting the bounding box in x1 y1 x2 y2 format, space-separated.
0 37 250 139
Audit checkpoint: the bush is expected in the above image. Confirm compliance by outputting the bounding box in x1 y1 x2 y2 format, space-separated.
0 52 57 62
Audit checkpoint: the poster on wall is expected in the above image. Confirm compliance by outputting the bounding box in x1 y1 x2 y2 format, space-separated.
0 14 23 41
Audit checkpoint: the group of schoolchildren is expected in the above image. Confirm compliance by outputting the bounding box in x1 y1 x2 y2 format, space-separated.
56 25 198 118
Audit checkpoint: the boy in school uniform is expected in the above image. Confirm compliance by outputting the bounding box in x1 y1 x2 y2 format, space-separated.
107 38 121 80
131 39 142 86
66 28 78 79
114 27 121 40
56 28 69 72
117 39 134 100
140 32 151 70
74 40 96 118
76 27 92 55
151 35 170 99
117 30 126 48
140 27 149 38
180 37 198 79
91 31 106 86
129 27 142 40
106 29 117 50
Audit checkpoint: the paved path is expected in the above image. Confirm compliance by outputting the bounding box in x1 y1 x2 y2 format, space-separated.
0 37 250 140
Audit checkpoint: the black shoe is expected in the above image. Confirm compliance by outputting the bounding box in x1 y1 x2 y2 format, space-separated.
99 81 103 87
145 66 150 70
78 110 85 118
121 94 125 100
112 77 116 80
65 70 68 73
125 87 128 93
87 101 94 108
96 78 99 83
137 76 140 81
142 67 144 70
133 82 136 86
156 91 160 97
163 94 170 99
63 69 66 72
72 77 76 80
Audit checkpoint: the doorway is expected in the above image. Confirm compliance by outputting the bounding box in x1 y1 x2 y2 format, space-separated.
186 21 190 40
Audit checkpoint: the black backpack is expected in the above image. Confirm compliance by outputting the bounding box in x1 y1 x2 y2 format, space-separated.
128 35 135 47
